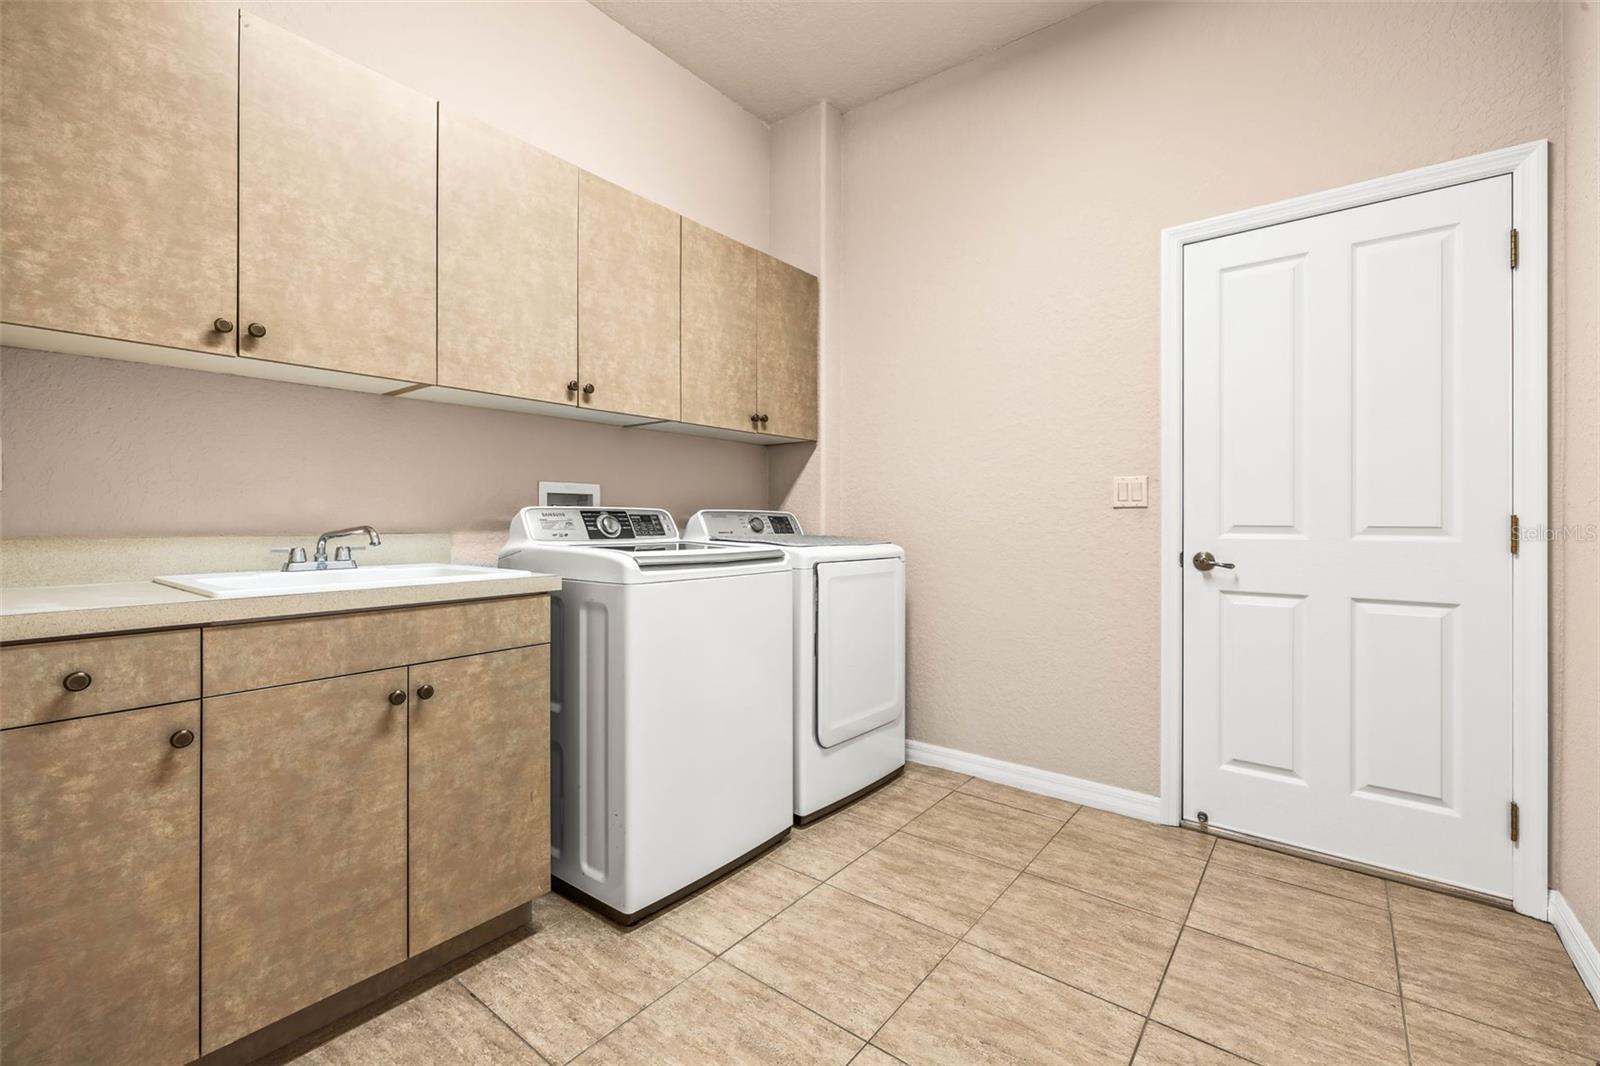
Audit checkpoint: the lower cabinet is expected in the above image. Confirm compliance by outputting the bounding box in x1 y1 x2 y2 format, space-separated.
409 645 551 953
0 596 552 1064
0 702 201 1066
201 668 409 1054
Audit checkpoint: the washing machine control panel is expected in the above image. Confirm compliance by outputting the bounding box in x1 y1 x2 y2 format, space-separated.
514 507 678 541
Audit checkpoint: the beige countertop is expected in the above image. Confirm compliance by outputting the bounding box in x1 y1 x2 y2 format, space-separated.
1 573 560 644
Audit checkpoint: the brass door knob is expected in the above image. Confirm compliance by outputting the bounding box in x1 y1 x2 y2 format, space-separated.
387 689 406 706
567 380 579 393
62 670 92 693
169 728 195 749
246 322 267 338
416 683 435 701
1191 551 1236 572
213 317 235 334
582 383 595 396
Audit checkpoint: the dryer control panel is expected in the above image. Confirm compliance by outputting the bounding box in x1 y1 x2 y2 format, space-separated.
683 510 803 540
510 507 678 542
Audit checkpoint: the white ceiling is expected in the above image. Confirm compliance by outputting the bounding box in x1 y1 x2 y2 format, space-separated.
591 1 1097 122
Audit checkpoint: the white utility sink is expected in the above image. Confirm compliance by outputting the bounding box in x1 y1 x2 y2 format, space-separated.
154 563 524 599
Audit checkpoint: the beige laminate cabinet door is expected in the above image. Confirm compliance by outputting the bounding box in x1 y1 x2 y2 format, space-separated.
1 702 201 1066
439 109 578 403
238 15 436 384
0 2 237 352
409 646 550 954
577 173 681 420
202 670 408 1054
757 254 820 441
681 219 761 432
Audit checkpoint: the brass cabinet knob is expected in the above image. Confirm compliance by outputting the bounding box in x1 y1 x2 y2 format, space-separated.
581 383 595 396
750 414 760 425
169 728 195 749
567 380 579 393
387 689 406 706
759 414 769 424
416 683 435 701
213 317 235 334
246 322 267 338
62 670 92 693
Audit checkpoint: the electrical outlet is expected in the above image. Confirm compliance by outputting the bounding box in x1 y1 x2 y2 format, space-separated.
1113 475 1149 508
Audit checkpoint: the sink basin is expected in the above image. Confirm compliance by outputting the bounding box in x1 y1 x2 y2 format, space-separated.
155 563 525 599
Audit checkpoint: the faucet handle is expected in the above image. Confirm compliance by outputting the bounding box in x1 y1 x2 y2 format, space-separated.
271 546 308 563
333 545 368 563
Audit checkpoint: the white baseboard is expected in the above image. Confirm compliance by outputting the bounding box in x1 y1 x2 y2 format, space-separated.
905 740 1164 824
1550 890 1600 1009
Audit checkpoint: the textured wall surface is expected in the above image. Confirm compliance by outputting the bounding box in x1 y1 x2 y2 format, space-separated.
0 348 768 536
1555 0 1599 945
833 1 1567 795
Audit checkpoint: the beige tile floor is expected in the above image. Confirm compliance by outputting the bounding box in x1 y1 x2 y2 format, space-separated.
274 764 1600 1065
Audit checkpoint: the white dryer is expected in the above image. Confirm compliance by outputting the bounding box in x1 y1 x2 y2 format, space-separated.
500 507 794 923
683 510 905 824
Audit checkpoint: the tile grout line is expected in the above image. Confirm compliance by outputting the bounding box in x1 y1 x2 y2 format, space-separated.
1385 881 1416 1066
453 976 556 1065
1136 827 1215 1063
858 805 1086 1053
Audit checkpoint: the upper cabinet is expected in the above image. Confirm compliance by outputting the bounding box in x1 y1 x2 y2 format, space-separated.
238 15 437 384
0 2 238 353
578 174 682 422
438 109 578 404
681 219 761 432
0 6 815 440
757 255 821 441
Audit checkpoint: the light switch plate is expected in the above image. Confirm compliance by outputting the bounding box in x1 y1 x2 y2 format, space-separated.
1113 475 1149 508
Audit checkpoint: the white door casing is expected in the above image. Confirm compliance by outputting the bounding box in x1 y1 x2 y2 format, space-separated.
1183 176 1512 896
1159 142 1549 918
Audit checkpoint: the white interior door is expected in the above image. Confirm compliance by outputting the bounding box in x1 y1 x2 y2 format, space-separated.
1182 176 1514 897
815 559 905 747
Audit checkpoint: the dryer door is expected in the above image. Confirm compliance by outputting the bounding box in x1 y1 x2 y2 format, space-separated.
815 557 905 748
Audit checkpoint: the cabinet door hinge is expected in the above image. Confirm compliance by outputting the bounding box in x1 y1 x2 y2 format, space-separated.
1510 513 1521 556
1510 800 1521 844
1510 228 1520 270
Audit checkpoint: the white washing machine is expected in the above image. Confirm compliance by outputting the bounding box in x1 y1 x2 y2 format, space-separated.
683 510 905 823
500 506 794 923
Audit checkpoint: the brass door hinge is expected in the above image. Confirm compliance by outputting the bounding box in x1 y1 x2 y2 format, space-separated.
1510 513 1521 556
1510 228 1520 269
1510 800 1521 844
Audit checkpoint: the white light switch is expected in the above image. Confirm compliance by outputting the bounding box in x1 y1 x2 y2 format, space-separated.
1113 475 1149 508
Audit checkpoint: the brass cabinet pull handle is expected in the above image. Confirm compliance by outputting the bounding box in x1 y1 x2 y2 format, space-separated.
1192 551 1236 572
581 383 595 396
169 728 195 749
750 413 760 425
387 689 406 707
62 670 92 693
416 684 435 701
759 414 769 424
567 380 579 393
246 322 267 338
213 317 234 334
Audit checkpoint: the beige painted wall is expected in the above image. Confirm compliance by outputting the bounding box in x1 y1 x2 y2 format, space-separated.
1555 0 1599 942
0 348 768 536
0 1 776 540
831 1 1569 800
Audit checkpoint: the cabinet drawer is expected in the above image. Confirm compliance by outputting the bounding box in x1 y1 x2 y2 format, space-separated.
202 595 549 695
1 630 200 729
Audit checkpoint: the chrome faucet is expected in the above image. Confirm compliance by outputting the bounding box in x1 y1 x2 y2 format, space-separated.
274 525 382 572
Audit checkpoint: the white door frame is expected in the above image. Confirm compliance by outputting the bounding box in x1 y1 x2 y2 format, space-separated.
1158 142 1550 918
